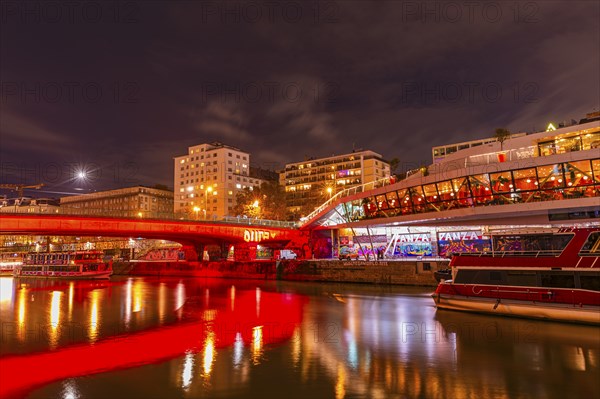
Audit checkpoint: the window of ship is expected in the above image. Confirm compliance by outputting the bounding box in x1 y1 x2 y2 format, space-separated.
537 164 565 191
579 232 600 255
540 272 575 288
581 131 600 150
454 269 538 287
579 273 600 291
375 194 389 210
506 271 537 286
454 269 507 285
452 177 472 207
422 183 439 204
492 233 573 255
592 159 600 184
469 174 493 205
538 140 557 156
385 191 399 209
490 171 513 194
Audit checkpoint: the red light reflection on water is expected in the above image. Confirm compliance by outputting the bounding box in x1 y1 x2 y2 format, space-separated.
0 288 306 398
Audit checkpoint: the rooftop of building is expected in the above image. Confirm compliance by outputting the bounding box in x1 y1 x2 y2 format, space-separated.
60 185 173 202
284 149 387 169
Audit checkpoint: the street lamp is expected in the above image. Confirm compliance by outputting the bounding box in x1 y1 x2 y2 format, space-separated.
327 187 333 199
193 206 200 220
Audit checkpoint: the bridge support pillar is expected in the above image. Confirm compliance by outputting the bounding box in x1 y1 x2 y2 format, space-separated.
194 244 205 261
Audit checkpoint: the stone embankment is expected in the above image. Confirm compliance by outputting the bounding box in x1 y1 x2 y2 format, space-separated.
115 259 449 287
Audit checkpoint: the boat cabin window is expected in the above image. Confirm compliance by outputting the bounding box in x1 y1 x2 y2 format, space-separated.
455 269 596 290
580 232 600 255
493 233 573 255
506 271 537 286
540 272 575 288
579 274 600 291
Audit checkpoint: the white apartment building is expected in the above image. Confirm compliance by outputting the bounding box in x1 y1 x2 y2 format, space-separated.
174 142 266 219
281 150 391 217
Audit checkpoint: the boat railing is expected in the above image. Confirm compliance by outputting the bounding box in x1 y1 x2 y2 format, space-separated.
454 249 563 258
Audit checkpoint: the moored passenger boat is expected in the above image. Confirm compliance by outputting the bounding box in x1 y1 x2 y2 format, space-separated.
433 227 600 324
13 251 112 279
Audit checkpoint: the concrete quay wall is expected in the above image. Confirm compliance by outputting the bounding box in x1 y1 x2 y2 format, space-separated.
116 259 448 287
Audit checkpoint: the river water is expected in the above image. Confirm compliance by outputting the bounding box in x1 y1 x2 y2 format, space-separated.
0 276 598 399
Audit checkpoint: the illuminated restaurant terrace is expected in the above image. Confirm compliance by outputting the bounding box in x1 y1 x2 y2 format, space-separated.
302 120 600 228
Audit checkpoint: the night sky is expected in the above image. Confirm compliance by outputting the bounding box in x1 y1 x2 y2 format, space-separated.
1 1 599 196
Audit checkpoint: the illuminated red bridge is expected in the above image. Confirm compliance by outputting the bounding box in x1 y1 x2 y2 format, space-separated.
0 214 309 261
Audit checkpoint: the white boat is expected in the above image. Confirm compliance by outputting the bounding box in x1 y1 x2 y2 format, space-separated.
13 251 112 279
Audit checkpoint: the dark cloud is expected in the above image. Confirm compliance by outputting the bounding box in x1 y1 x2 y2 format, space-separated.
1 0 598 194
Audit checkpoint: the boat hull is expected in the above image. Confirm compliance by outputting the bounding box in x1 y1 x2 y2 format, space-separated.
433 292 600 325
13 270 112 280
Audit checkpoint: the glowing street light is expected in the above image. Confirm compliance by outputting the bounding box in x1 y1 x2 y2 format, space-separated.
193 206 200 220
327 187 333 198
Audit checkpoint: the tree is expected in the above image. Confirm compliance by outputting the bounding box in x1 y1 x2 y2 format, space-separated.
232 181 288 220
388 157 400 177
494 128 511 151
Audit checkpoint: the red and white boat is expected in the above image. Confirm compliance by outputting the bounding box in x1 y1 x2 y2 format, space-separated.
13 251 112 279
433 227 600 324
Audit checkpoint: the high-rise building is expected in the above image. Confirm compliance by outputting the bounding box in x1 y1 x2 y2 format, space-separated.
174 142 271 219
59 186 173 218
281 150 390 217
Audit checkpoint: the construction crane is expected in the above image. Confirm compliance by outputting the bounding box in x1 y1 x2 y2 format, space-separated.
0 183 45 197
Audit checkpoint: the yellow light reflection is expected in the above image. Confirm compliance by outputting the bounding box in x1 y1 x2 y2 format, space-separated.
133 281 142 313
68 282 74 321
203 331 216 377
88 290 101 342
292 326 301 366
230 285 236 311
252 326 263 365
18 288 26 326
50 291 62 327
158 283 166 324
49 291 63 348
335 363 346 399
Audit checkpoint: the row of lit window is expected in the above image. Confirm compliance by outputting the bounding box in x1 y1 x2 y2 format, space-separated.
355 159 600 216
180 161 247 170
180 151 248 161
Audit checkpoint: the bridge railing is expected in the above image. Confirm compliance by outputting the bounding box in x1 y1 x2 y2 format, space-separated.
220 216 297 228
299 176 398 226
0 207 298 228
